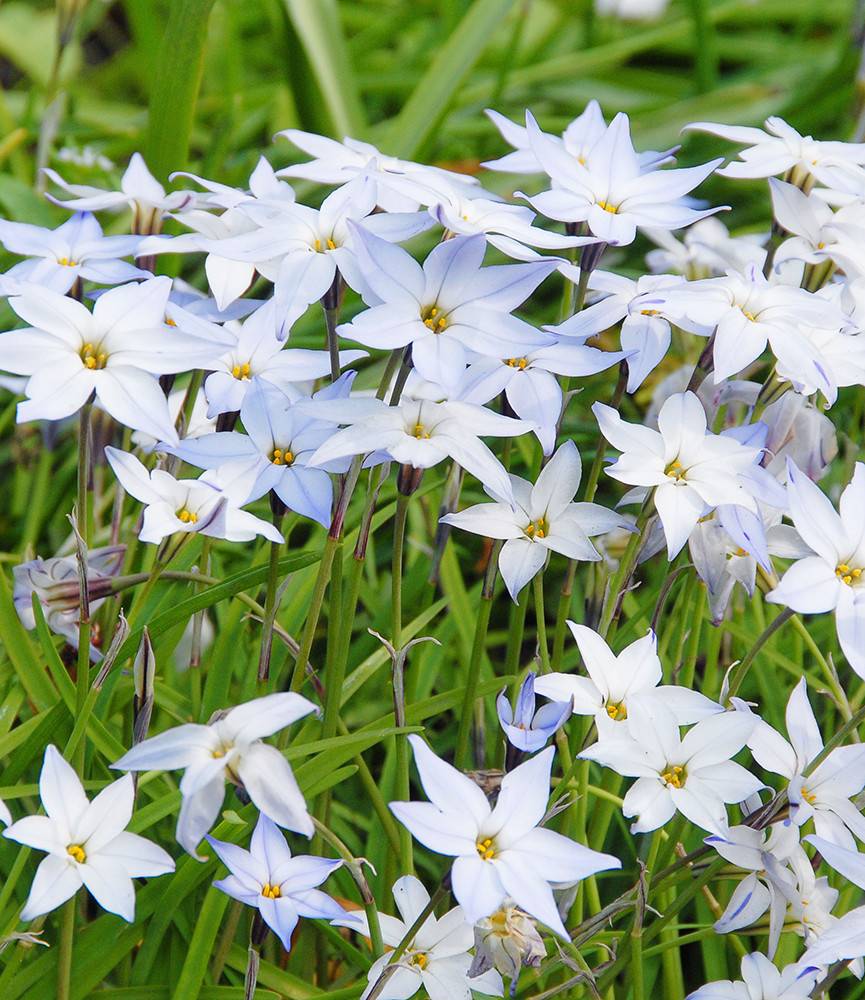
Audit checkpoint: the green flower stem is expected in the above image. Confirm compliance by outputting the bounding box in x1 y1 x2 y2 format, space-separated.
582 362 628 505
597 503 652 639
503 589 529 679
724 607 794 702
289 534 339 693
322 553 363 741
257 505 285 682
57 897 76 1000
455 542 500 769
550 559 576 672
391 495 409 649
532 571 551 673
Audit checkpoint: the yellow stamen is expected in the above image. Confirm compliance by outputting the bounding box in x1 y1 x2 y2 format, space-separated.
606 701 627 721
57 256 78 267
660 764 685 789
475 837 496 861
165 316 177 327
80 343 108 370
272 448 294 466
801 787 817 805
836 563 863 585
665 459 686 482
596 200 618 214
326 238 336 250
231 362 252 380
412 423 431 439
640 308 660 317
524 516 549 540
67 844 86 863
314 238 321 251
177 508 198 524
261 882 282 899
505 357 529 369
409 953 428 969
742 309 757 321
422 305 447 332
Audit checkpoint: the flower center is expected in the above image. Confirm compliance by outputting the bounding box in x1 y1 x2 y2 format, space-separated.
596 200 619 214
80 343 108 370
412 423 431 439
261 882 282 899
524 517 549 539
421 305 448 332
67 843 86 863
606 701 628 721
505 357 529 369
661 764 686 789
835 563 863 586
57 256 79 267
665 459 687 482
408 952 429 969
231 361 252 380
741 308 758 322
640 308 660 317
476 837 496 861
313 237 337 252
801 787 818 805
177 508 198 524
271 448 294 466
165 315 177 327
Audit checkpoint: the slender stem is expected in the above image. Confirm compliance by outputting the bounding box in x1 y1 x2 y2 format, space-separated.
257 503 285 682
57 897 75 1000
598 503 651 638
533 571 550 673
77 401 93 545
389 347 412 406
582 362 627 504
550 560 576 672
455 543 499 769
724 607 794 702
503 591 529 678
324 306 341 383
392 495 409 648
289 535 338 693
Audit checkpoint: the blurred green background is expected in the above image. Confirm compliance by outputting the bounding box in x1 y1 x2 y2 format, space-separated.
0 0 860 232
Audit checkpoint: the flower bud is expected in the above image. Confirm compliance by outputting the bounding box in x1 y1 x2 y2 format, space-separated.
472 904 545 983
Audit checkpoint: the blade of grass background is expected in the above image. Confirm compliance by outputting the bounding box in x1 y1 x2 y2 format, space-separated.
145 0 216 180
282 0 365 137
383 0 520 158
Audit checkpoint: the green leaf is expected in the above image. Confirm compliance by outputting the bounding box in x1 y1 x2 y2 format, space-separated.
170 887 229 1000
281 0 365 137
383 0 519 157
145 0 217 180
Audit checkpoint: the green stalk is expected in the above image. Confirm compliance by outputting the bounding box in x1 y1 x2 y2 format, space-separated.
550 560 576 672
391 495 409 648
503 590 529 679
455 543 499 769
257 503 285 682
532 571 551 673
598 503 652 639
289 534 339 693
725 607 794 702
57 898 76 1000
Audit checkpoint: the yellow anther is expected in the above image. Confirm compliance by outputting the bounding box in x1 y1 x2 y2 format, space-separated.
314 238 321 251
596 200 618 214
80 342 108 370
261 882 282 899
409 953 429 969
640 308 660 317
665 459 686 481
57 256 77 267
660 764 685 789
326 238 336 250
505 357 529 369
412 423 431 439
524 517 549 540
422 305 447 332
165 316 177 327
742 309 757 322
271 448 294 466
836 563 863 585
177 508 198 524
801 787 817 805
606 701 628 721
67 843 86 864
475 837 496 860
231 362 252 380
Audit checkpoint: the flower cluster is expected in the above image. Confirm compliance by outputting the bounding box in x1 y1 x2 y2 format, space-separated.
3 100 865 999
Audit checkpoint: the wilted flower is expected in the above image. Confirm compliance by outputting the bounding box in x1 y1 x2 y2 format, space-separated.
13 545 125 659
472 903 546 986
